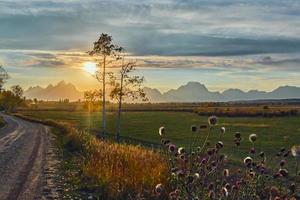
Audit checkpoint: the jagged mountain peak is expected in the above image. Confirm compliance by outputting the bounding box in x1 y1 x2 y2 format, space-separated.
24 81 84 101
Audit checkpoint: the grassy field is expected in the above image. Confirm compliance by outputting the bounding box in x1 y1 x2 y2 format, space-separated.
19 110 300 162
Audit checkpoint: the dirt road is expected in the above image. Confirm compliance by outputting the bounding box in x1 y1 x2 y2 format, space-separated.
0 113 59 200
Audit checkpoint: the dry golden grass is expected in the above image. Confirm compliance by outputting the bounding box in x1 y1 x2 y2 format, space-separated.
64 126 168 198
83 138 168 197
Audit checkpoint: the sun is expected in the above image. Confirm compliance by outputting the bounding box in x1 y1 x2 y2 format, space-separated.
83 62 97 74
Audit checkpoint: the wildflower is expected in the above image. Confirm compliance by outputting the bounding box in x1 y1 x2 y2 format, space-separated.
291 145 300 157
179 154 185 160
221 187 229 197
249 134 257 143
278 169 288 177
168 144 176 153
235 132 241 138
289 183 296 193
220 127 226 134
155 184 164 194
194 173 200 180
208 183 214 190
201 158 208 165
250 147 256 154
171 167 178 173
159 127 165 137
178 147 185 154
259 151 265 158
243 156 253 164
249 171 255 178
208 116 217 126
280 159 286 167
208 190 215 199
207 148 215 156
232 185 238 191
225 183 231 190
191 125 198 133
235 140 240 146
223 169 229 177
273 172 282 179
216 141 224 149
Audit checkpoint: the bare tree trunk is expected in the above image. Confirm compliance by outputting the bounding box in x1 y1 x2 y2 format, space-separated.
102 55 106 138
116 73 123 142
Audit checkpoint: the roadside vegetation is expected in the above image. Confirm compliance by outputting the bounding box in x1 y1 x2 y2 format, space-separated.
15 113 168 199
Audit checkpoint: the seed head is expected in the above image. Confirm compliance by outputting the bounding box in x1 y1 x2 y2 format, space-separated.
220 127 226 134
191 125 198 133
243 156 253 164
178 147 185 155
216 141 224 149
208 116 218 126
159 127 165 137
168 144 176 153
278 169 288 177
221 187 229 197
249 134 257 143
291 145 300 157
280 159 286 167
155 184 164 194
223 169 229 177
235 132 241 138
194 173 200 180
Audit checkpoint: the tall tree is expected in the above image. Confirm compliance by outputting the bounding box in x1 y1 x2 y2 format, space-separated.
0 65 9 92
110 55 147 142
88 33 122 138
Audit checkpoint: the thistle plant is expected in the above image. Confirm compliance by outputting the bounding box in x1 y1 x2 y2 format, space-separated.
155 116 300 200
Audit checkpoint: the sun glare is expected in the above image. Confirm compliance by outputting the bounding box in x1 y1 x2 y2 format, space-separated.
84 62 97 74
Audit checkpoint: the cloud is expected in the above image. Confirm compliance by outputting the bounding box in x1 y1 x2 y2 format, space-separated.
0 0 300 56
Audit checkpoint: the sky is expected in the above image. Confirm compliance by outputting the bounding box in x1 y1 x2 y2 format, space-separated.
0 0 300 92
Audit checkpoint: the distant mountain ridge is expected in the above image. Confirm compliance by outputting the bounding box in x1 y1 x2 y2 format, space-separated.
24 81 300 102
144 82 300 102
24 81 84 101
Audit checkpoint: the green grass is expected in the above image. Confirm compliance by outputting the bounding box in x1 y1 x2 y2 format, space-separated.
19 110 300 162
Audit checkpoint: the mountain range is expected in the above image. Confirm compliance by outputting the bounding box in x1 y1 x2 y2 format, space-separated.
144 82 300 102
24 81 84 101
24 81 300 102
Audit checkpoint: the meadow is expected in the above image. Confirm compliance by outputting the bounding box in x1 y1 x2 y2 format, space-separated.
19 110 300 162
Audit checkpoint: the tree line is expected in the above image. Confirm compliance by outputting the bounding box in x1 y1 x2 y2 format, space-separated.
0 65 25 112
